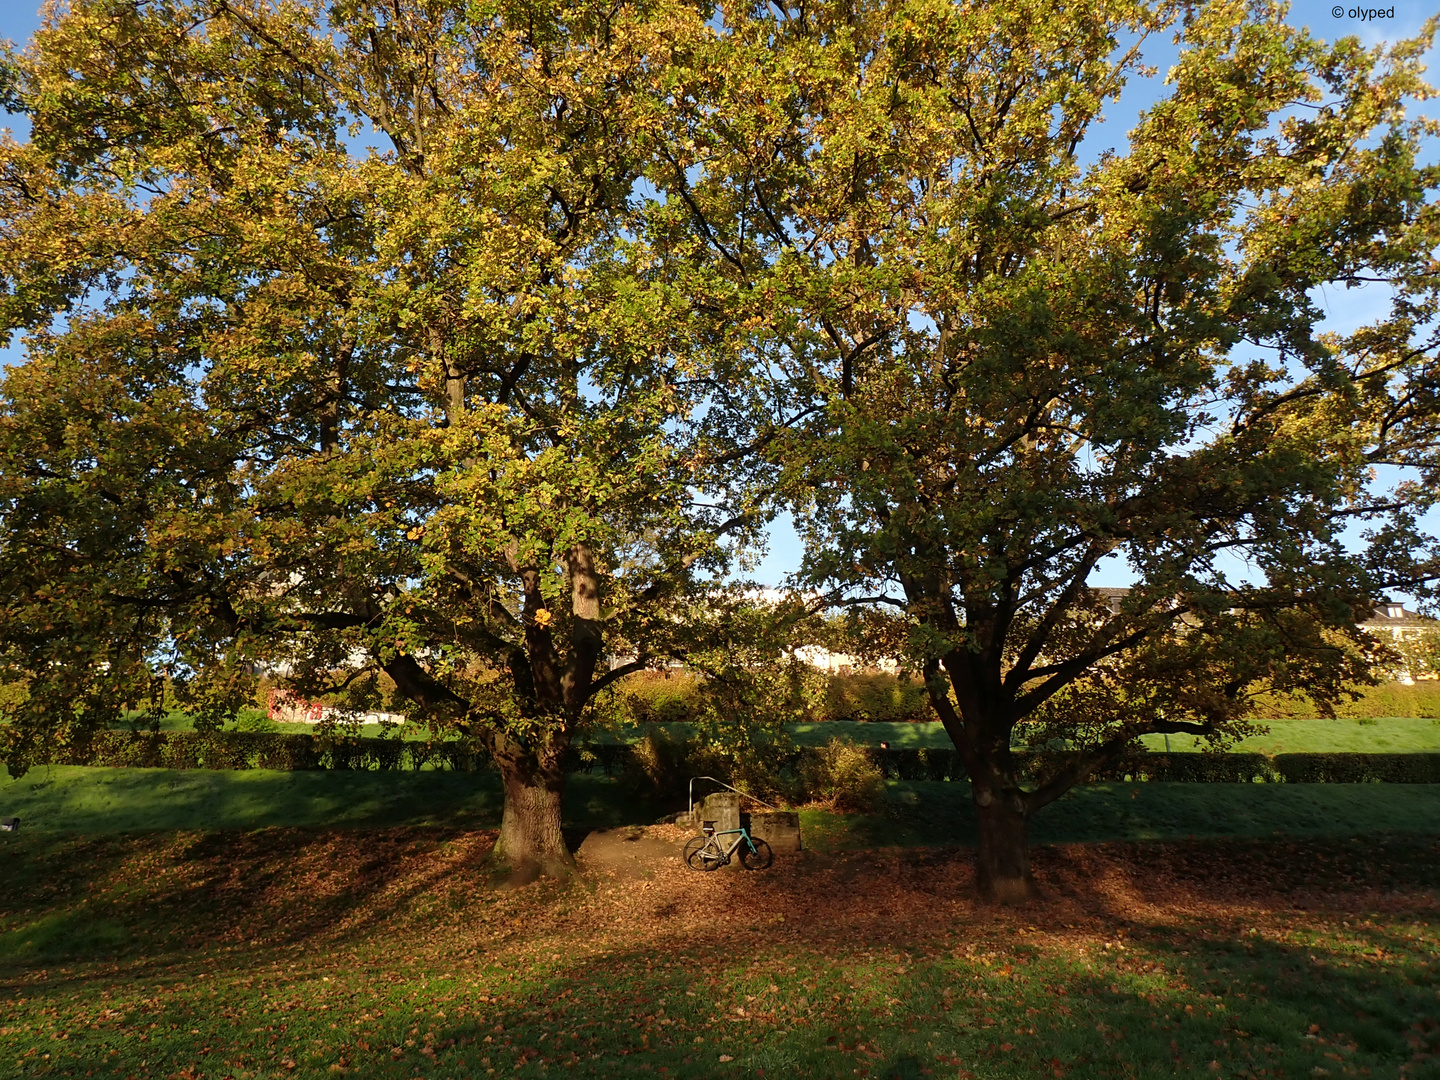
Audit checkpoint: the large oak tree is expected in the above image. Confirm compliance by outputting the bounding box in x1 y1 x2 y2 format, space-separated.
0 0 766 872
657 0 1440 899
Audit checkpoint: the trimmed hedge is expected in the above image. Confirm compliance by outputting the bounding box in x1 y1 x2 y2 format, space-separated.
23 730 1440 785
37 731 637 774
1266 753 1440 783
613 670 936 724
863 748 1440 784
52 730 489 772
1247 681 1440 720
609 672 1440 724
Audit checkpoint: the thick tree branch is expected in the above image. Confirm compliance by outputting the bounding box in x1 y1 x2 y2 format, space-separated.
585 657 649 698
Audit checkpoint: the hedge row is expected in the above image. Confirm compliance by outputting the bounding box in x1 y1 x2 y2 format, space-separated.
59 731 491 772
28 730 1440 784
611 671 1440 723
48 732 640 774
1247 681 1440 720
866 748 1440 784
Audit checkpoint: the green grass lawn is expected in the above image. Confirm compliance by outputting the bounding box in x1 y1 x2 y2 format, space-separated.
4 719 1427 1077
801 780 1440 851
1135 716 1440 753
0 767 674 835
6 767 1440 854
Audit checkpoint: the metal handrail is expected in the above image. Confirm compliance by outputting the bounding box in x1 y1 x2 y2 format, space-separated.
687 775 780 814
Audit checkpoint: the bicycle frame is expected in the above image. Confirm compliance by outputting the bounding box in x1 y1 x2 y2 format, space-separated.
701 823 758 862
684 820 773 872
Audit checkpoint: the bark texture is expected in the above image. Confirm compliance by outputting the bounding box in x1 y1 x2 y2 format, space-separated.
492 746 573 877
973 792 1037 904
926 671 1040 903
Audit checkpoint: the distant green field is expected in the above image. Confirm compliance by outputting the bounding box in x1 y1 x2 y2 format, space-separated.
1133 716 1440 753
788 717 1440 753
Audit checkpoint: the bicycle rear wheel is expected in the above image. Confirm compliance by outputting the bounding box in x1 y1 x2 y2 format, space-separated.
684 835 726 871
740 838 773 870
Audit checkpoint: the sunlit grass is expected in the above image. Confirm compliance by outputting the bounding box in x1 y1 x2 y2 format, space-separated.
6 767 1440 848
0 767 671 835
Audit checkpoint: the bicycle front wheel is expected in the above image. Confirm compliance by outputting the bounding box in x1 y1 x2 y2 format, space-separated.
740 838 773 870
684 835 725 871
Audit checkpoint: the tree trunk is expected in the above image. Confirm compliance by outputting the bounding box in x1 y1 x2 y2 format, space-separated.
973 790 1038 904
492 751 573 878
921 672 1040 903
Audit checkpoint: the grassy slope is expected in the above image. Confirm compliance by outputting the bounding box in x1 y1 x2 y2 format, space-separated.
0 767 671 834
6 767 1440 853
801 780 1440 851
1132 717 1440 753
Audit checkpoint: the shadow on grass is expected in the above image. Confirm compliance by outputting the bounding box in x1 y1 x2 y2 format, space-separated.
9 914 1436 1080
800 781 1440 851
0 804 671 980
0 766 675 835
2 832 1437 1080
402 899 1440 1080
1 827 557 980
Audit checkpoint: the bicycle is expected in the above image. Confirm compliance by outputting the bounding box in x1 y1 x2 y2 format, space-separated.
682 820 773 871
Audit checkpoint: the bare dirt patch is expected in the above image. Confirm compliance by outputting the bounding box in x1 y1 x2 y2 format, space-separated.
575 824 683 882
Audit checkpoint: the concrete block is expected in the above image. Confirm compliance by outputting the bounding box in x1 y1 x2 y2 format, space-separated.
748 810 802 853
699 791 742 834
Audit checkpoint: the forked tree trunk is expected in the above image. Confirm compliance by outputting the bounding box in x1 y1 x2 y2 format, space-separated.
492 750 573 878
973 791 1038 904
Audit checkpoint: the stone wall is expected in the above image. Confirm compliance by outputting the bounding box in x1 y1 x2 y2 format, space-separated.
689 792 801 853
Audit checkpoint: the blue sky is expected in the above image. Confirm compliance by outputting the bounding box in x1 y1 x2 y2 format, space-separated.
2 1 1436 590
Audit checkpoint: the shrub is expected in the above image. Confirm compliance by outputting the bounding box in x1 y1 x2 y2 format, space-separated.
800 737 886 812
619 727 798 806
1247 681 1440 719
819 672 933 723
601 669 940 725
566 743 632 775
869 747 960 781
625 728 696 799
254 733 325 770
1271 752 1440 783
231 710 279 733
45 729 490 772
613 672 707 724
34 731 1440 786
1086 752 1277 783
821 748 1440 785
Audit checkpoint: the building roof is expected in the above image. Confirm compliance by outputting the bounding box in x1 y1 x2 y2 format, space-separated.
1362 601 1431 627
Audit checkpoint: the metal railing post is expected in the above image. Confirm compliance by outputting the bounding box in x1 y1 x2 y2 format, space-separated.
687 775 780 816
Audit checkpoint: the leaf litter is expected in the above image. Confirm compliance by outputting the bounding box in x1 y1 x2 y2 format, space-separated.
0 827 1435 1079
